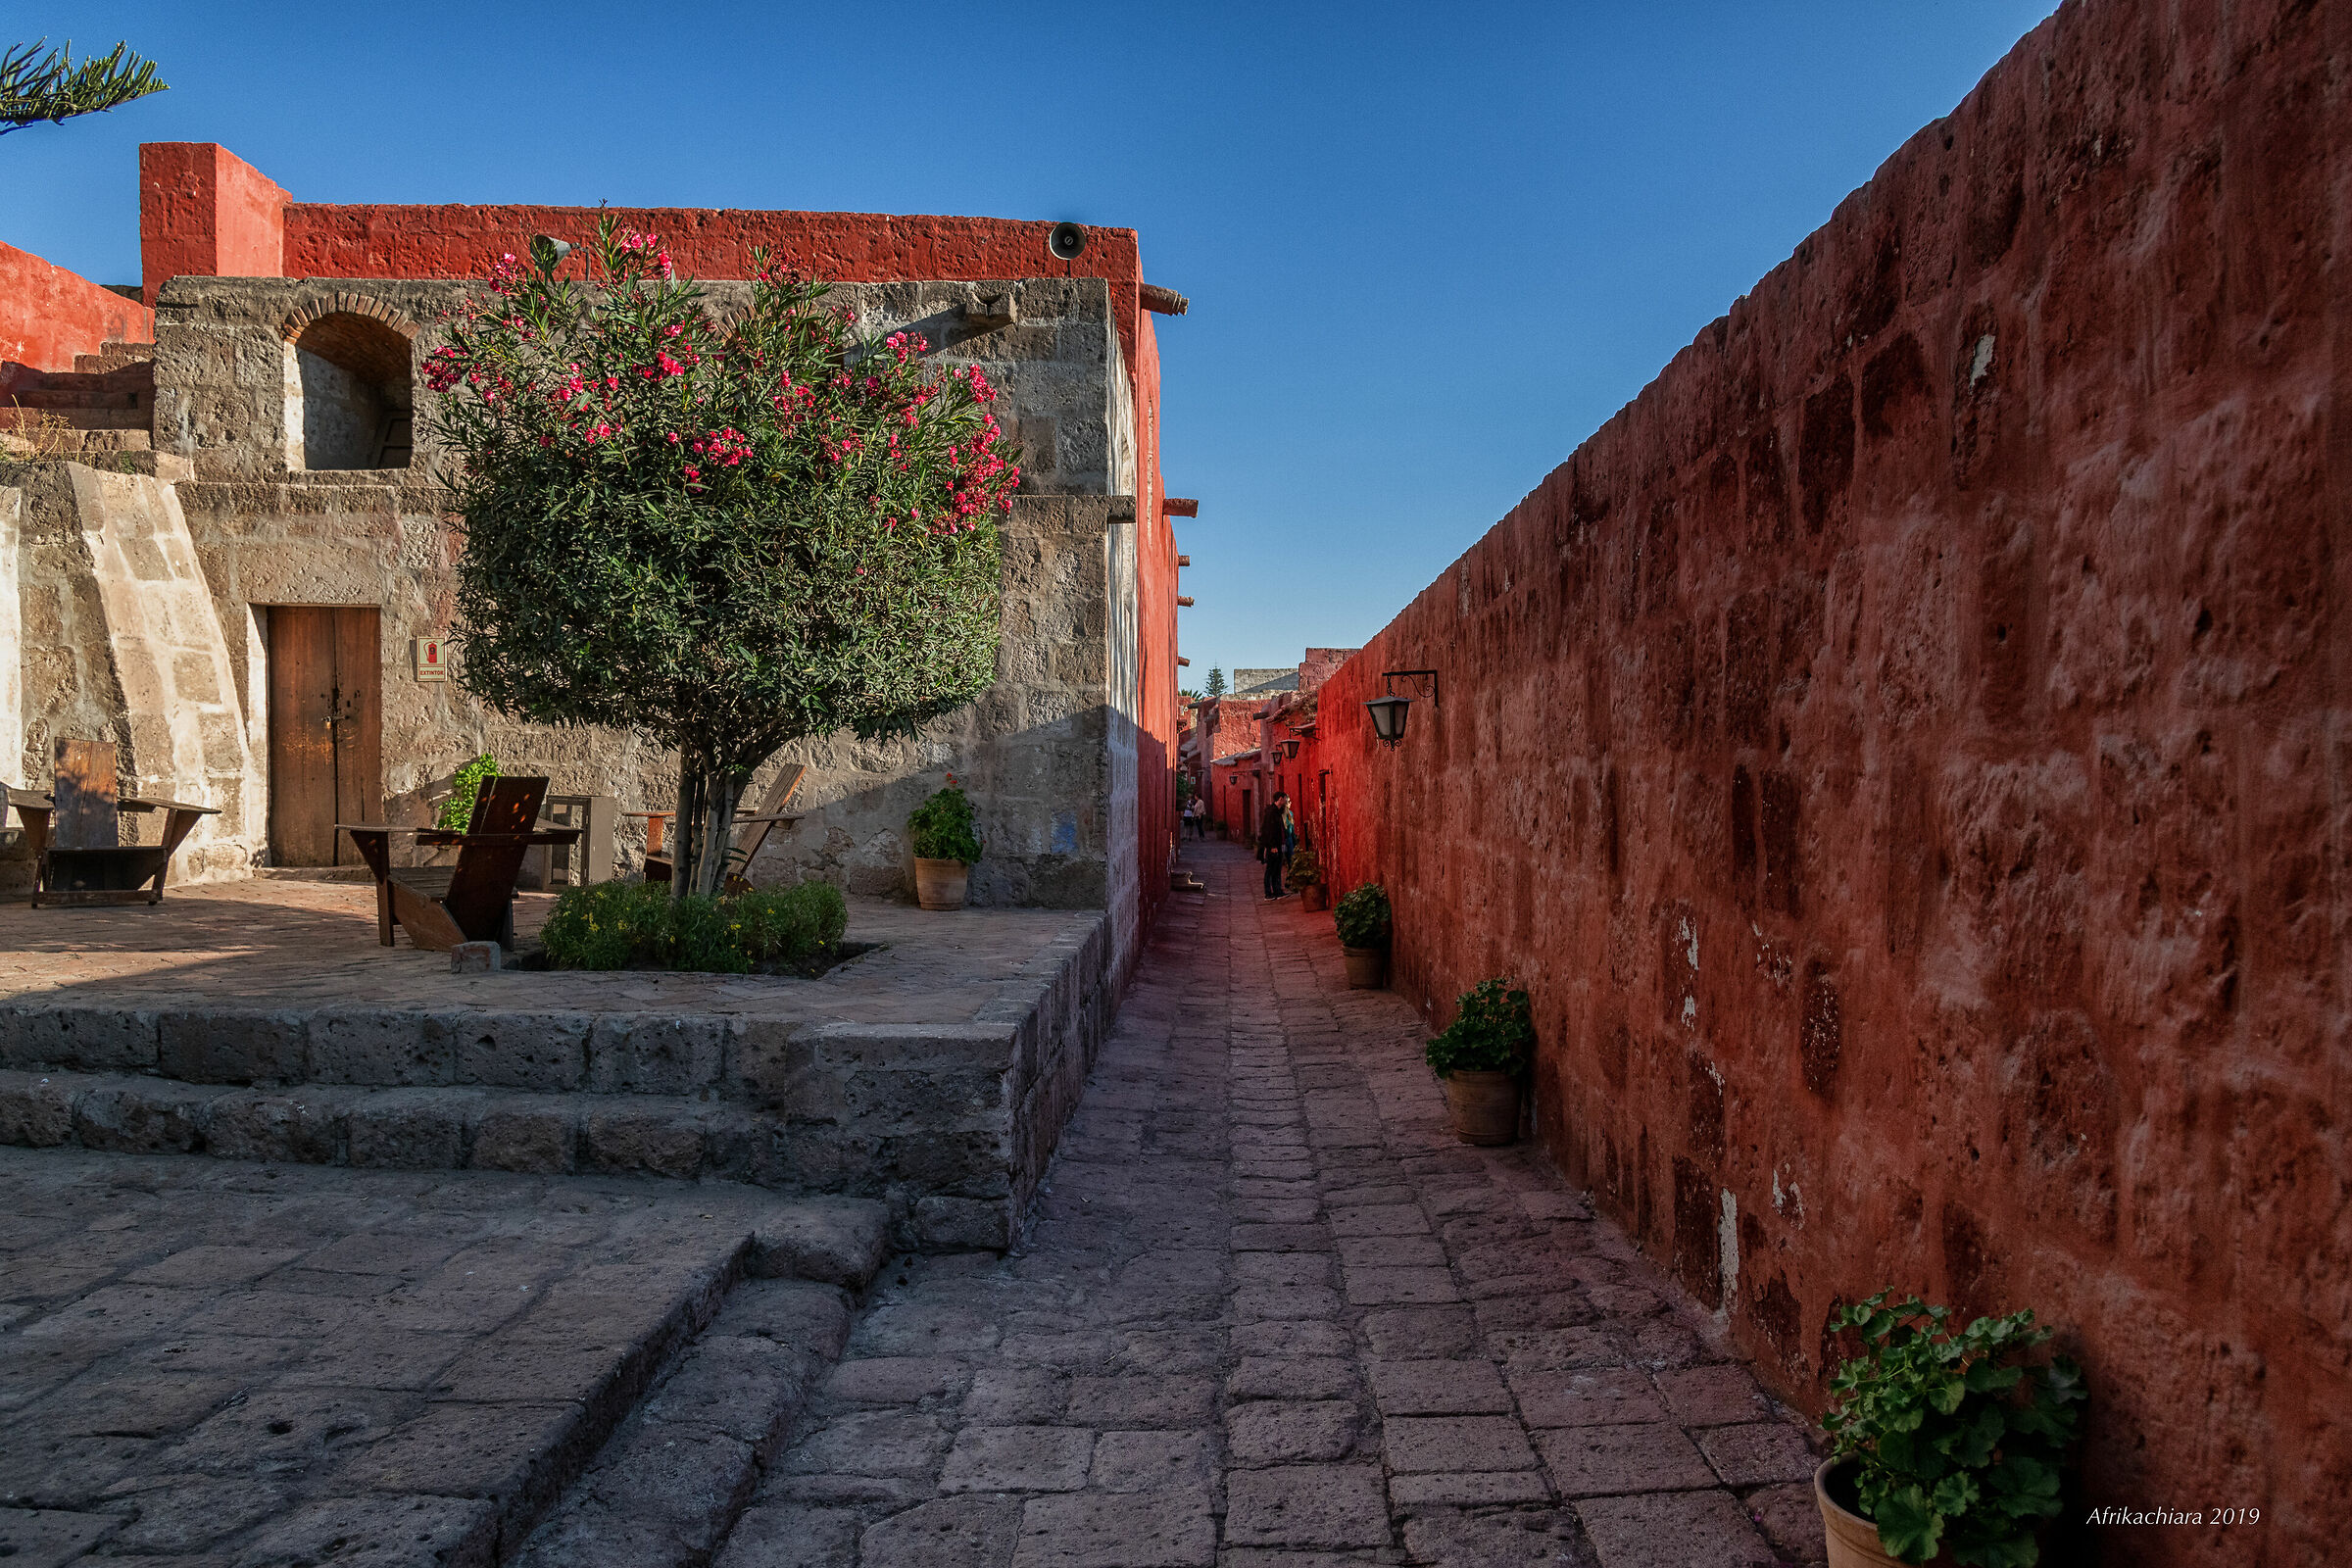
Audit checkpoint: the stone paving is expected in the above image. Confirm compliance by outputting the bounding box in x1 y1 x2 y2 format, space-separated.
718 842 1829 1567
0 881 1096 1023
0 1149 862 1565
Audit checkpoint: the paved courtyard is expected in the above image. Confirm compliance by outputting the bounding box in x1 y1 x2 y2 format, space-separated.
0 880 1094 1024
719 842 1828 1567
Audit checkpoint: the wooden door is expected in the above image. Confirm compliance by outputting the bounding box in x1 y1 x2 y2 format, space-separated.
268 607 382 865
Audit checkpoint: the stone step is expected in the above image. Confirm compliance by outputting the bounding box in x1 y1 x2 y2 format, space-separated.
513 1276 859 1567
0 1147 883 1565
72 342 157 373
0 1067 789 1187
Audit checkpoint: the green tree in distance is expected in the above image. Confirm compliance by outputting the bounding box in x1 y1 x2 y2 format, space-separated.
1 41 166 135
427 219 1022 896
1204 666 1227 699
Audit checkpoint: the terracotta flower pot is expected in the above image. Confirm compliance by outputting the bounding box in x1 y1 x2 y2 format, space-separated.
1817 1460 1956 1568
913 857 969 911
1300 883 1327 911
1442 1069 1519 1145
1342 945 1385 989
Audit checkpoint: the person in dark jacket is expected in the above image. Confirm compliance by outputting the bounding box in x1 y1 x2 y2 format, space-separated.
1259 794 1288 900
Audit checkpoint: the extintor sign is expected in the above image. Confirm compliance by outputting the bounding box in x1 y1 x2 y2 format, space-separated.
412 637 449 681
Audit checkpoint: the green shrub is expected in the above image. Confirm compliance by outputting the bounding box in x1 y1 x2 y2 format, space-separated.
1333 882 1391 948
1824 1293 2084 1566
436 753 499 830
1423 978 1534 1078
908 782 981 862
1288 845 1321 887
539 879 847 973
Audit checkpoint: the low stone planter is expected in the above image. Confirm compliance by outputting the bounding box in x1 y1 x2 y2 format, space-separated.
1442 1069 1519 1145
1342 945 1384 989
913 858 969 910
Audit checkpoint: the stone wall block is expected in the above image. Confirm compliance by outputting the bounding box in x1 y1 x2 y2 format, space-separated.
310 1009 450 1086
586 1015 728 1096
913 1196 1012 1251
469 1099 580 1174
881 1128 1009 1196
3 1005 160 1073
0 1068 83 1146
723 1021 820 1111
74 1080 223 1153
157 1008 309 1084
345 1088 469 1168
584 1106 706 1180
206 1087 350 1164
436 1012 592 1093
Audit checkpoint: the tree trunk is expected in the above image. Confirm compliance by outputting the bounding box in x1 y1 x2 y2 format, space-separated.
672 744 750 900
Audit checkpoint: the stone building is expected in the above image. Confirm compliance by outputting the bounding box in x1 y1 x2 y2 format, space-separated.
2 144 1189 973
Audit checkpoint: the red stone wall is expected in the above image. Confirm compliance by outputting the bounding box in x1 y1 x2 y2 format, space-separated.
1319 0 2347 1559
0 241 152 377
138 143 288 306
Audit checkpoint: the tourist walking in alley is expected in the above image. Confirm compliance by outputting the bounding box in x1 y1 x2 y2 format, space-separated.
1259 791 1289 900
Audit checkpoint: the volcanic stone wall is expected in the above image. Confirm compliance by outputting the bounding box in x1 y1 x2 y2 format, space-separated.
1317 0 2347 1558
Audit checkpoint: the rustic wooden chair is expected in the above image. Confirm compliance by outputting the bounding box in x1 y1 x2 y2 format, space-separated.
339 775 579 951
21 739 220 906
631 762 806 895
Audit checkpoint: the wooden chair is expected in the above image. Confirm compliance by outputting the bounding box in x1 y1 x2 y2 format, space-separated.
19 739 221 907
629 763 806 895
339 775 579 951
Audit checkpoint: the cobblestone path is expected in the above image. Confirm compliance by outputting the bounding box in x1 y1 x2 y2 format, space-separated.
722 842 1829 1567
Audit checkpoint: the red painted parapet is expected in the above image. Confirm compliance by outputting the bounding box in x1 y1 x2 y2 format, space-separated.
1318 0 2348 1559
0 240 152 377
280 203 1145 291
139 142 288 305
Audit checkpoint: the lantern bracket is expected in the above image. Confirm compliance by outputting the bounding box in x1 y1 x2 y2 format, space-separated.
1381 670 1440 707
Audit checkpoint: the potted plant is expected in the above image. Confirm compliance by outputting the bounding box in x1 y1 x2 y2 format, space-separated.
1333 882 1391 988
1817 1292 2084 1567
1424 977 1533 1144
907 778 981 910
1289 845 1325 910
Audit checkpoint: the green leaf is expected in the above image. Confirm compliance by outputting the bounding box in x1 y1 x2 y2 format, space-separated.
1869 1485 1946 1564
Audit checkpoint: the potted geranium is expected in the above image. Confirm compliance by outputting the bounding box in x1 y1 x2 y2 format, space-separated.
907 778 981 910
1333 882 1390 988
1289 845 1325 910
1818 1293 2084 1567
1424 978 1532 1145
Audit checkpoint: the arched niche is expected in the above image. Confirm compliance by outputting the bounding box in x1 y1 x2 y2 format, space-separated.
282 298 416 470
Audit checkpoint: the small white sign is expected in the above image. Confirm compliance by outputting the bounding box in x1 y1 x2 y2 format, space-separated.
413 637 449 682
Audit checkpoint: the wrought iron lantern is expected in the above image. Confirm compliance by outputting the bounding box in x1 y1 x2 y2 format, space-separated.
1281 738 1301 760
1365 669 1438 749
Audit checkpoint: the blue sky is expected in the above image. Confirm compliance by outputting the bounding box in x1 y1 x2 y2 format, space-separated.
8 1 2059 679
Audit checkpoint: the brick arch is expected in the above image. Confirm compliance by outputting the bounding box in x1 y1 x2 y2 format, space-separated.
279 293 418 344
281 295 416 392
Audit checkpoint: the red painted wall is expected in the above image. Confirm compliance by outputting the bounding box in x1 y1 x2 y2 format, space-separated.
1132 318 1178 932
0 241 152 377
1320 0 2347 1560
139 143 288 305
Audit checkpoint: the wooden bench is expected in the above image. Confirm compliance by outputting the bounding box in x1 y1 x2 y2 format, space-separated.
628 763 806 896
339 775 579 951
15 740 221 907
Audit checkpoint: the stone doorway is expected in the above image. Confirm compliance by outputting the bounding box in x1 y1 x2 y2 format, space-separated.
265 606 382 866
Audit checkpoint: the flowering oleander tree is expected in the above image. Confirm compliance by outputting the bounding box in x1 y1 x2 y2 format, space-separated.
427 217 1020 897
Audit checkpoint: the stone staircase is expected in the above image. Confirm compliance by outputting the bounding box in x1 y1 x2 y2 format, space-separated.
0 342 157 456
